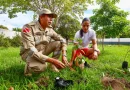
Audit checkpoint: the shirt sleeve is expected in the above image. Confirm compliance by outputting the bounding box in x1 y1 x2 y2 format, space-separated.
21 25 35 49
51 29 67 51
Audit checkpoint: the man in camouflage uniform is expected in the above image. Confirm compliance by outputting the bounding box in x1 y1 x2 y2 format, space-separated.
20 8 68 76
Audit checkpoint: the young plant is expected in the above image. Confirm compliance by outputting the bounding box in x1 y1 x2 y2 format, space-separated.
72 38 83 51
72 38 85 69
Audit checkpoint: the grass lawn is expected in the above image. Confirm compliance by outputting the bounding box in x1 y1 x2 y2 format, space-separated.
0 44 130 90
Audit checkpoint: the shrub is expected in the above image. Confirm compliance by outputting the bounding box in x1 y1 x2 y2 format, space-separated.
10 34 21 47
2 37 11 47
0 34 5 46
0 34 11 47
0 25 8 30
0 34 21 47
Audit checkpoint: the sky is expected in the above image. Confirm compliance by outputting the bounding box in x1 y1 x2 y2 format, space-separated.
0 0 130 30
84 0 130 19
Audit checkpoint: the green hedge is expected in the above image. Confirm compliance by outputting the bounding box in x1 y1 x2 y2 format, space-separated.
0 34 21 47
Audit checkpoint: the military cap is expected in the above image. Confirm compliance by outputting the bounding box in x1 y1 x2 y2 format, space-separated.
37 8 57 18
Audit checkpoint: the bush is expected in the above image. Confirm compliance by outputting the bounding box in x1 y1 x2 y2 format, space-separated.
0 34 21 47
2 38 11 47
10 34 21 47
0 34 11 47
0 34 4 46
0 25 8 30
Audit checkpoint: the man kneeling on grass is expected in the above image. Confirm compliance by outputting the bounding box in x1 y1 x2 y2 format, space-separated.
20 8 69 76
69 17 100 69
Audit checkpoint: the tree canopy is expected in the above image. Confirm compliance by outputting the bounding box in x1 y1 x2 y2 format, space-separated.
90 0 129 38
56 15 81 41
0 0 93 28
0 25 8 30
12 28 22 32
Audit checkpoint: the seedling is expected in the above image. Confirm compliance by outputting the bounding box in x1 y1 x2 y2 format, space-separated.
72 38 83 51
72 38 87 69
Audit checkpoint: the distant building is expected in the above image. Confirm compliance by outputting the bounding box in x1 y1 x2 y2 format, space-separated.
0 28 21 39
98 38 130 45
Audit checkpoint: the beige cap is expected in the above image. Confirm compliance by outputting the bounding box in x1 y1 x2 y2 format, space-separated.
37 8 57 18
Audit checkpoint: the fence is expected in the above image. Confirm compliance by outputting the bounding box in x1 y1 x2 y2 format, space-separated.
98 38 130 45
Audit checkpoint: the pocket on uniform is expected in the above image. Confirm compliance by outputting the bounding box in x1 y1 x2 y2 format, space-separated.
34 35 41 45
21 50 29 61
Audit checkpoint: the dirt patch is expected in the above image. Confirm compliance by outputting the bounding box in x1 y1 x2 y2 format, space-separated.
101 76 130 90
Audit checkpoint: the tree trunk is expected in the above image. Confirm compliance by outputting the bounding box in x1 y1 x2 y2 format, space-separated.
118 36 120 46
101 32 104 51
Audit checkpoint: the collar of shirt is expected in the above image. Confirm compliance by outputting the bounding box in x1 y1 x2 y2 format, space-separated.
37 21 51 33
36 21 45 31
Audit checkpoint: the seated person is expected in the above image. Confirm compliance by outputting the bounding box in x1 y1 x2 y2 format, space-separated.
69 17 100 69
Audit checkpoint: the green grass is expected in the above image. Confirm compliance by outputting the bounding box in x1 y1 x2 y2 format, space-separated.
0 45 130 90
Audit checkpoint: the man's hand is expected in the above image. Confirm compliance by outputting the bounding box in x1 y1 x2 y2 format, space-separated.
46 58 65 69
62 50 69 66
62 55 69 66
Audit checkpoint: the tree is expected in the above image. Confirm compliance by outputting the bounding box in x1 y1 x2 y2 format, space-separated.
0 25 8 30
90 0 129 50
0 0 93 28
120 22 130 38
12 28 22 32
56 15 80 44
